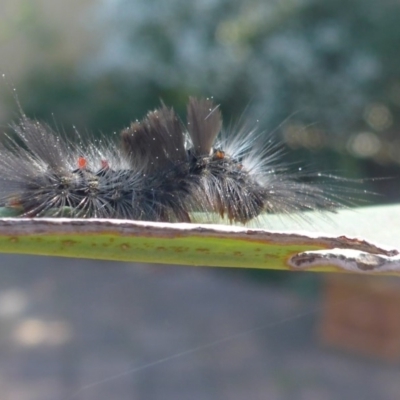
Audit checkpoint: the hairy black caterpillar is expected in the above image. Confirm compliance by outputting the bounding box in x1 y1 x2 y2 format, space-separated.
0 97 348 223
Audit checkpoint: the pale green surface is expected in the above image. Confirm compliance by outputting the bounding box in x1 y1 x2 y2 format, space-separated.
252 204 400 249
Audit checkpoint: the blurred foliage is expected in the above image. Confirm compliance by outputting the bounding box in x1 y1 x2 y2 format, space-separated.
2 0 400 201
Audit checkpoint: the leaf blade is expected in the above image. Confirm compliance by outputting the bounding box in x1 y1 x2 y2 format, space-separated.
0 205 398 274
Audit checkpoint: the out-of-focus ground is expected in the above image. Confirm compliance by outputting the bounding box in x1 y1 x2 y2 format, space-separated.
0 255 399 400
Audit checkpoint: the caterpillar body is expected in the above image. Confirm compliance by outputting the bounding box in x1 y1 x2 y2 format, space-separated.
0 97 346 224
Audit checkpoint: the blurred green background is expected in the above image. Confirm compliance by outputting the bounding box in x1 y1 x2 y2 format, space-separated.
1 0 400 203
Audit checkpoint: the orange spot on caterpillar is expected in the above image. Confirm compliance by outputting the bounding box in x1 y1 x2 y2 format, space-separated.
77 157 87 169
215 150 225 159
